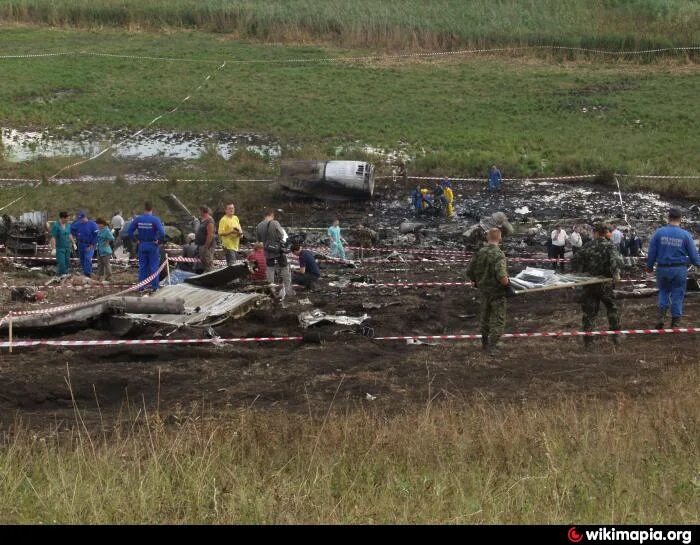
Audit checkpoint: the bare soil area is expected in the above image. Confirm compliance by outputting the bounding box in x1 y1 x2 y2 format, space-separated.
1 180 698 429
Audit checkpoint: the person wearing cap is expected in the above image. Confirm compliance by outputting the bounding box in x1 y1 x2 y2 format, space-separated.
49 211 74 276
127 202 166 291
646 208 700 329
571 223 624 347
74 212 99 277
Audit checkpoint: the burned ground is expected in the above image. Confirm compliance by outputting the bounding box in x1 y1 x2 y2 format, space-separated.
1 180 698 429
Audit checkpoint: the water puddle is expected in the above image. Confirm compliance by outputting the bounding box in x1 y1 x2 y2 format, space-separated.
1 128 282 162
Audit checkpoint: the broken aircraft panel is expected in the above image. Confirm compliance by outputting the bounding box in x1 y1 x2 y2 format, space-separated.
126 284 267 327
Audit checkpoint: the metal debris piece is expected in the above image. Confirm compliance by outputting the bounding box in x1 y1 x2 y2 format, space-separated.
127 284 267 327
298 309 369 329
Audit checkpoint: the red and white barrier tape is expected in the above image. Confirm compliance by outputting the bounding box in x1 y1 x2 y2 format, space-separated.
619 174 700 179
347 278 651 289
374 328 700 341
0 177 274 184
1 327 697 350
378 174 598 182
0 336 303 348
0 260 167 322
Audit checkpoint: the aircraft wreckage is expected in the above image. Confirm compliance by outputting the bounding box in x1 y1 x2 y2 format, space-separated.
279 160 375 201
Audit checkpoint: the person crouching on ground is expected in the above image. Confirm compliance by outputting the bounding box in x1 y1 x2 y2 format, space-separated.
467 227 514 357
95 218 114 281
291 243 321 290
247 242 268 283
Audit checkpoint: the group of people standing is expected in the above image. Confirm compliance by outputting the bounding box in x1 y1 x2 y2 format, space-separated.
547 223 644 271
48 210 119 281
469 207 699 356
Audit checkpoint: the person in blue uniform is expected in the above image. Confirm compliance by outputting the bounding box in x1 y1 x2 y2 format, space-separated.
127 202 166 291
74 212 99 277
646 208 700 329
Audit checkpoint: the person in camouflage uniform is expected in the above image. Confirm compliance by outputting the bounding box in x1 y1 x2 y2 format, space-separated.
355 223 379 259
570 223 624 346
467 228 514 356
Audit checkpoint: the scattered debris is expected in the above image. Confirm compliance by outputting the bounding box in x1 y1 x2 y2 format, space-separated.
298 309 369 329
406 338 438 346
510 267 610 292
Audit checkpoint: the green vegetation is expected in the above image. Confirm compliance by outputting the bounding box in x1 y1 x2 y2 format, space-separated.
0 150 277 220
0 367 696 523
1 0 698 52
0 27 698 198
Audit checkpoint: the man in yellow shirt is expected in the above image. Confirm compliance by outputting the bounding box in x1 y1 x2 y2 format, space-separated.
218 202 242 265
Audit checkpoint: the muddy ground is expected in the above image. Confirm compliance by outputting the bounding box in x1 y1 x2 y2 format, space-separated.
1 180 698 429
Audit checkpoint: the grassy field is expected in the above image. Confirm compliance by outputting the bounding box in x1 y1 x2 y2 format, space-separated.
1 0 698 51
0 26 698 197
0 366 696 523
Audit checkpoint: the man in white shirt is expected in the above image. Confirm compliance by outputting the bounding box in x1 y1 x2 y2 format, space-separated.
611 223 624 252
568 225 583 255
111 211 125 251
550 224 567 270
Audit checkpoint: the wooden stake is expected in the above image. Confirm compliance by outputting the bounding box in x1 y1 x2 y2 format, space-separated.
8 314 13 354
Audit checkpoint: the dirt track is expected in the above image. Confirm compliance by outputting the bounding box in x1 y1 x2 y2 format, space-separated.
1 180 698 429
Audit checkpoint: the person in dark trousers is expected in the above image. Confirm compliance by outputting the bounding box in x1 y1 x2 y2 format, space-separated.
627 229 643 257
255 209 293 298
410 185 423 212
50 211 73 276
95 218 114 281
571 223 624 348
290 243 321 290
195 206 217 272
74 212 99 277
467 228 515 357
646 208 700 329
127 202 166 291
488 165 502 192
